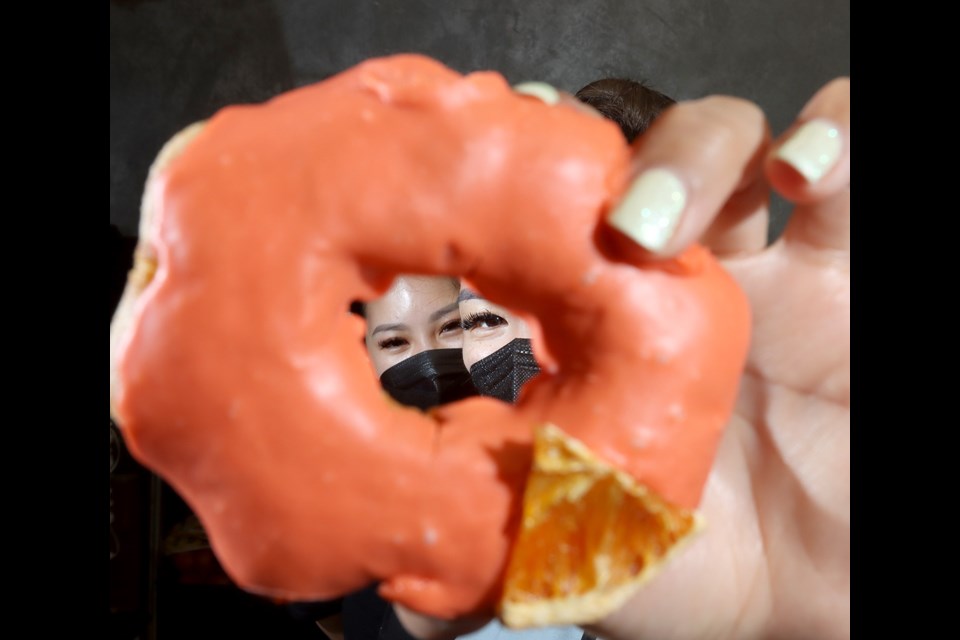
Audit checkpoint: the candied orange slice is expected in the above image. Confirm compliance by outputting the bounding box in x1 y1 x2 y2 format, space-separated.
499 424 703 628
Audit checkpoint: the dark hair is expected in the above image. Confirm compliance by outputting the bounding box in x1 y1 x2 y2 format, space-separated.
574 78 676 143
349 300 366 317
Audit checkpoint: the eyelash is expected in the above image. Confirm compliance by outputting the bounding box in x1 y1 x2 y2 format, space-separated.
377 337 407 350
439 319 463 334
377 319 462 350
461 311 507 331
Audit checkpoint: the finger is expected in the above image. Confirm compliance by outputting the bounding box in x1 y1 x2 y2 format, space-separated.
767 77 850 252
571 88 770 257
767 77 850 202
565 89 771 257
512 81 563 105
700 177 770 257
512 81 608 120
781 184 850 253
393 604 491 640
514 83 773 259
603 95 771 259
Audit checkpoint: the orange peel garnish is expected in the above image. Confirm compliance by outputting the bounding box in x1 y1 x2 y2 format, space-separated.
499 424 704 628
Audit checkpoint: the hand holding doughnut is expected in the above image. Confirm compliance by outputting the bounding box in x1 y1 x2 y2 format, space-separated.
109 54 753 622
588 78 851 640
398 75 850 640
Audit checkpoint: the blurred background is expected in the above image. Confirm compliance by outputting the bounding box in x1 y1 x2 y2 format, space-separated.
109 1 849 638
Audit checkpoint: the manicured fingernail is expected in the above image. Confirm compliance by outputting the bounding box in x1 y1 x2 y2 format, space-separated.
513 81 560 105
607 168 687 253
775 119 842 184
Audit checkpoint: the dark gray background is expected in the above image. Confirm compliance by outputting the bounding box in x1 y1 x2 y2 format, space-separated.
110 0 849 241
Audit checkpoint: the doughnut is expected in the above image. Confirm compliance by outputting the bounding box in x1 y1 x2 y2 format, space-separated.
109 54 750 623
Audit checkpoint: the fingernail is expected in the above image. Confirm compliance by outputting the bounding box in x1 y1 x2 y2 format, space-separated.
775 119 842 184
607 168 687 253
512 81 560 105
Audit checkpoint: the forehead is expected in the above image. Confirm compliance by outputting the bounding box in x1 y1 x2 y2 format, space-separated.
365 275 459 324
391 275 459 300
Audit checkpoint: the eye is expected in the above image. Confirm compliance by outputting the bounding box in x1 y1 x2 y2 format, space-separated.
439 318 463 335
377 336 409 350
461 311 507 332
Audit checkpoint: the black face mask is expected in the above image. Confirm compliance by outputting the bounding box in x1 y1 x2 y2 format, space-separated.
379 348 478 411
469 338 541 404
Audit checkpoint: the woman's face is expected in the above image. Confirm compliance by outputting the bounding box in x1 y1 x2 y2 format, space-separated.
364 275 464 376
458 287 533 371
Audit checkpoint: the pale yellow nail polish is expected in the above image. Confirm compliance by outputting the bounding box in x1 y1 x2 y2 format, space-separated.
776 119 842 184
607 168 686 253
512 81 560 105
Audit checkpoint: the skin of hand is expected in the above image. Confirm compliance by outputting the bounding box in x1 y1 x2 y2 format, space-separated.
398 77 850 640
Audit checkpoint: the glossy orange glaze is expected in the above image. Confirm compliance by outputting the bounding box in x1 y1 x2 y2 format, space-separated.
113 54 750 617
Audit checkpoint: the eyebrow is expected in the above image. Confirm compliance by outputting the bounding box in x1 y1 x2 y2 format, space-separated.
429 302 461 322
457 288 482 303
371 322 407 336
371 302 461 336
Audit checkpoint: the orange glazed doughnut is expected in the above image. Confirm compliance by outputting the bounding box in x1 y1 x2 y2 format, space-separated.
109 54 750 620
